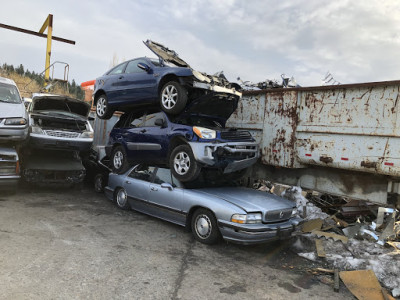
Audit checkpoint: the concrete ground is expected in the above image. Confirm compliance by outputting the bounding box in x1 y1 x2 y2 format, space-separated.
0 185 353 300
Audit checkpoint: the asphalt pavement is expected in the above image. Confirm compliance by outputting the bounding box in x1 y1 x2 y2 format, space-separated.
0 184 353 299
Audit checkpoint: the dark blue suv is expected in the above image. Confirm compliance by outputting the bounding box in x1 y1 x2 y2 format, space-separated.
93 40 241 119
106 107 259 182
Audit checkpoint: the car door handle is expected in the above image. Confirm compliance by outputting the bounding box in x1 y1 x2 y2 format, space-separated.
125 181 131 184
140 129 147 133
151 187 158 191
119 76 124 79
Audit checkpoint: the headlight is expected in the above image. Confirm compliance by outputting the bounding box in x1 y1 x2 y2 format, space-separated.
31 126 44 134
193 126 216 139
5 118 27 125
231 213 262 224
291 208 297 217
81 131 94 138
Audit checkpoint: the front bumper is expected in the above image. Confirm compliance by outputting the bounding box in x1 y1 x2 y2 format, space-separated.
29 133 93 152
218 217 302 245
0 175 20 190
188 141 259 173
0 127 28 143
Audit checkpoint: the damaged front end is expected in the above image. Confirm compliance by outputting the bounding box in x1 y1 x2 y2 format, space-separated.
144 39 242 98
28 95 93 152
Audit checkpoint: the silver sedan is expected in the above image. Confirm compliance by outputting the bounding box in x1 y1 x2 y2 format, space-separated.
104 165 302 245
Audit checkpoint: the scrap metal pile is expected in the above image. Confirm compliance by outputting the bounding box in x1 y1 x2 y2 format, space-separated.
254 180 400 299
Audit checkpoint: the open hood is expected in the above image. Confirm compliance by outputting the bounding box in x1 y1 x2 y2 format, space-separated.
144 40 189 68
32 95 90 117
177 92 239 124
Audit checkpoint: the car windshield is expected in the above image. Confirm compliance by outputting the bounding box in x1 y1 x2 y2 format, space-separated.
172 115 222 128
0 83 21 104
182 170 241 189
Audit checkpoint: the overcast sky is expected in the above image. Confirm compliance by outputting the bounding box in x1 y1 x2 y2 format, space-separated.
1 0 400 87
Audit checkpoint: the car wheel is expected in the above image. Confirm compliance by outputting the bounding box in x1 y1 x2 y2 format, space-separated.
191 208 221 244
114 188 130 210
111 146 130 174
170 144 201 182
96 94 113 119
94 173 106 193
159 81 188 115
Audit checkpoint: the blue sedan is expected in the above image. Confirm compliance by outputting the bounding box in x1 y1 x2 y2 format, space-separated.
104 165 301 245
93 40 241 119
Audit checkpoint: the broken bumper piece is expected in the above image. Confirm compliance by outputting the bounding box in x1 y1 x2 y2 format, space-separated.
188 141 259 173
192 81 242 97
218 217 302 245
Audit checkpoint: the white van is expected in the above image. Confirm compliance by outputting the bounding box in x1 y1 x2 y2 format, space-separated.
0 77 29 144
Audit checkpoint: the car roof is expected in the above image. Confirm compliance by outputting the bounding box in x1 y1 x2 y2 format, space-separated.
0 76 17 86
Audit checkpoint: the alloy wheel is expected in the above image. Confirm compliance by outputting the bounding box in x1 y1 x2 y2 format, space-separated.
173 151 190 175
161 85 178 109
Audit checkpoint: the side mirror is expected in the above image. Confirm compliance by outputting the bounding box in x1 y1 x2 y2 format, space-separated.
137 62 151 73
155 118 166 127
161 183 173 191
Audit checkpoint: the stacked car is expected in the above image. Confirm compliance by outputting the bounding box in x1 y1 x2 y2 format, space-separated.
0 76 27 192
95 40 259 182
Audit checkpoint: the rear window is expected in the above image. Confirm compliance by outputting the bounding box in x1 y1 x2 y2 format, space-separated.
0 82 21 104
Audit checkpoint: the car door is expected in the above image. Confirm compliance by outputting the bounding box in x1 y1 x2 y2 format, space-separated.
104 62 128 103
118 59 158 105
121 112 150 161
147 167 186 225
124 165 156 213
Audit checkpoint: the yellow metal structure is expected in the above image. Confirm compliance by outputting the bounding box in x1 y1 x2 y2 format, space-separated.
39 14 53 83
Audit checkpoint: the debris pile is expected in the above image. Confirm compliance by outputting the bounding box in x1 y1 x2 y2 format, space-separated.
238 74 300 91
278 186 400 298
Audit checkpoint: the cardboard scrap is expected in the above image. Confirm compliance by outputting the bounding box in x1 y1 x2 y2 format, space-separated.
315 239 326 258
313 230 349 244
339 270 395 300
302 218 323 233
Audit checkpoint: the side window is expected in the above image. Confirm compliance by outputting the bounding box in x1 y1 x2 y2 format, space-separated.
125 59 146 74
144 112 165 127
153 168 173 185
130 114 146 128
128 165 156 181
108 62 127 75
171 174 184 188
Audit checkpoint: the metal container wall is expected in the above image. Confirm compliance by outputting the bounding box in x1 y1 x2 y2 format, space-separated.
227 80 400 178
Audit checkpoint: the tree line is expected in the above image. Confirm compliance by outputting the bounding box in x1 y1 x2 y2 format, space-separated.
0 63 84 100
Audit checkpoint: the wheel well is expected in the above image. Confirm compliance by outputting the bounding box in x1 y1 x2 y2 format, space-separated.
185 206 216 231
93 90 106 105
168 136 188 157
158 74 180 95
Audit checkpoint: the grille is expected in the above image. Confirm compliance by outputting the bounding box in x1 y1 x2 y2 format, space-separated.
264 209 292 222
220 130 252 141
0 154 16 161
44 130 80 138
0 162 16 175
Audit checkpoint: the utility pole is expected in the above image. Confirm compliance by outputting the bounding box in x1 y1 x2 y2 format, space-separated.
0 14 75 84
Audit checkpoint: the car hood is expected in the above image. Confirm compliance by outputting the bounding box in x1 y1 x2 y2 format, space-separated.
193 187 295 213
144 40 189 68
31 95 90 117
0 102 26 118
176 92 239 124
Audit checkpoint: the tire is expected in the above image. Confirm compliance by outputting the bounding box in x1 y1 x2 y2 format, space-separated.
114 188 130 210
94 173 106 193
111 146 130 174
191 208 221 244
170 144 201 182
159 81 187 115
96 94 113 119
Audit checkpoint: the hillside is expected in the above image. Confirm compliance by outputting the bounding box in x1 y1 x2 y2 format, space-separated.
0 63 84 100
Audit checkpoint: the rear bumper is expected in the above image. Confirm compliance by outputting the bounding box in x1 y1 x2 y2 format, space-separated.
218 217 302 245
29 133 92 152
188 141 259 173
